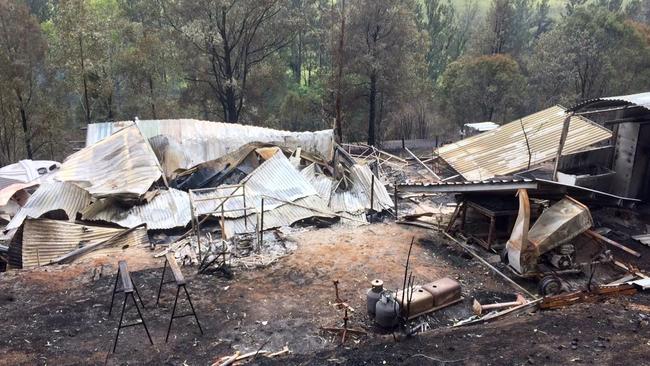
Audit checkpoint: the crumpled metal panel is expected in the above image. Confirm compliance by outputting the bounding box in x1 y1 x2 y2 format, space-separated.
300 163 333 203
9 218 149 268
56 124 163 200
81 188 191 230
329 164 393 214
0 160 60 190
506 190 592 274
192 152 318 218
436 106 612 181
6 182 91 230
86 119 334 176
223 195 335 237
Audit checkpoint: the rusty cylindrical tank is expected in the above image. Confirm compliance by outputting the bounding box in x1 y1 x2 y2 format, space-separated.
366 279 384 316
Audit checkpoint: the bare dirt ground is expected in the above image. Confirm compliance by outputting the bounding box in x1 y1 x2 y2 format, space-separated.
1 223 649 365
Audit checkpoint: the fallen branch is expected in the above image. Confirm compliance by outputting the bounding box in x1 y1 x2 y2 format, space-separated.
214 351 240 366
235 350 269 361
267 346 290 358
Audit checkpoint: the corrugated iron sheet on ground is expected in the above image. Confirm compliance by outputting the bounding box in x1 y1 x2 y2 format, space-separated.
192 152 318 218
86 119 334 176
81 188 191 230
435 106 612 181
56 124 163 200
9 219 149 268
6 181 91 230
223 195 335 237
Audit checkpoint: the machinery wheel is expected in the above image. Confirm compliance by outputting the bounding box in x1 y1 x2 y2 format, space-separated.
539 275 562 296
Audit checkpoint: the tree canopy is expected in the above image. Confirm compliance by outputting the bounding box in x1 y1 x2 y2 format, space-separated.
0 0 648 164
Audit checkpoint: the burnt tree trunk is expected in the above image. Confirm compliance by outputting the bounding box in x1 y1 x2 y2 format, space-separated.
148 75 157 119
17 94 33 159
367 71 377 146
334 0 345 143
79 35 91 124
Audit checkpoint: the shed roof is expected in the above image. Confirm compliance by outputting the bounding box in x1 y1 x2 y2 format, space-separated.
435 106 612 181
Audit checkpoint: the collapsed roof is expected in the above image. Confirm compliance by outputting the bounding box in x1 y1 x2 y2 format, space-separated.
86 119 334 177
56 124 164 201
436 106 612 181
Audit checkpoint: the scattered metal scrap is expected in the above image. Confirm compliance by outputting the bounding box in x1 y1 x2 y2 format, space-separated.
322 280 366 344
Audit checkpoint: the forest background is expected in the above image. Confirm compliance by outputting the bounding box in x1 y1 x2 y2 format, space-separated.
0 0 648 164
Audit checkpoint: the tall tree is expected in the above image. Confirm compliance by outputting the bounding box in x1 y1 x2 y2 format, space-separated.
478 0 551 58
163 0 294 123
528 4 650 104
439 54 526 126
346 0 427 146
0 0 48 159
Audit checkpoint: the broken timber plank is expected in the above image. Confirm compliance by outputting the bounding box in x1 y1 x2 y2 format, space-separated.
613 260 650 279
585 230 641 258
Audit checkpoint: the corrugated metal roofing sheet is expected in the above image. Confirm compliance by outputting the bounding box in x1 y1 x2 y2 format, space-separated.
569 92 650 112
10 219 149 268
330 164 393 214
86 119 334 176
223 195 335 237
300 163 333 203
0 160 60 190
6 182 91 230
436 106 612 181
56 124 163 200
192 152 318 218
81 188 191 230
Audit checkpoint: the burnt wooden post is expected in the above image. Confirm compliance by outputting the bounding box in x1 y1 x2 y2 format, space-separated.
394 183 398 219
260 198 265 247
370 175 375 212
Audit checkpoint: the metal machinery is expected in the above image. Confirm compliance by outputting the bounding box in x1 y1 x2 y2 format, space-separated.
503 189 608 295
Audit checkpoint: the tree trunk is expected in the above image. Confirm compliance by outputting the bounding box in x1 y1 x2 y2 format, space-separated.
225 86 238 123
148 74 157 119
334 0 345 143
367 71 377 146
17 95 33 159
79 34 91 124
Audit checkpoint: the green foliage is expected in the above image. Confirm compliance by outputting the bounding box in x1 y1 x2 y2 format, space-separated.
439 54 526 126
527 3 650 107
0 0 649 165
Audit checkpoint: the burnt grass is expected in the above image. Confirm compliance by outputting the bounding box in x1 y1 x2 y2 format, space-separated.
1 224 650 365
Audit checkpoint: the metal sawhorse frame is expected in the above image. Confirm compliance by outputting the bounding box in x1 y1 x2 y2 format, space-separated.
156 253 203 342
109 260 153 352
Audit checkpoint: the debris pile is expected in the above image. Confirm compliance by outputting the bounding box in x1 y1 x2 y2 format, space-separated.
0 121 392 270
